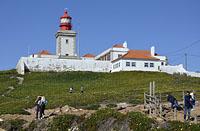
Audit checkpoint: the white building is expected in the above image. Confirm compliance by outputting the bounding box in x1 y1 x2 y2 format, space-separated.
16 9 200 77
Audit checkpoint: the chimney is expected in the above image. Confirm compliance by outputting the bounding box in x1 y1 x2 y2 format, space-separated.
123 41 127 48
151 46 155 56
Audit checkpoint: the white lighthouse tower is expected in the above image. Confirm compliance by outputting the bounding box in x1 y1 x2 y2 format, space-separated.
55 9 77 57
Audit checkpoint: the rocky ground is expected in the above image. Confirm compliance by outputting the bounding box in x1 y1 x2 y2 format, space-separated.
0 101 200 130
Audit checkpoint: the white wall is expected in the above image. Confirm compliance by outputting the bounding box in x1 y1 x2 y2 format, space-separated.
160 64 187 74
56 30 76 56
112 59 162 72
187 72 200 78
16 57 111 75
16 57 200 78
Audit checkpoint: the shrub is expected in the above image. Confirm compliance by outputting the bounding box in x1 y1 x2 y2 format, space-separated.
107 103 117 108
49 114 80 131
167 121 200 131
81 108 125 131
0 119 26 131
128 112 155 131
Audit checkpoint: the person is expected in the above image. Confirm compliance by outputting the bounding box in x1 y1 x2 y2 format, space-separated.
184 91 193 121
80 86 84 93
35 96 42 119
69 87 73 93
167 94 178 109
40 96 48 119
190 92 196 109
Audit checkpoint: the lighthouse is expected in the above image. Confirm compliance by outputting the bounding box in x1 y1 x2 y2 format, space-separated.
55 9 77 57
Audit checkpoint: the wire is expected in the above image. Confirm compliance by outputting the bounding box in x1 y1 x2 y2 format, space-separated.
168 55 184 64
164 39 200 55
188 54 200 58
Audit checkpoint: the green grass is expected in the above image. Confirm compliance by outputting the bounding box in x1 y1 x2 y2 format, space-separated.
0 70 200 114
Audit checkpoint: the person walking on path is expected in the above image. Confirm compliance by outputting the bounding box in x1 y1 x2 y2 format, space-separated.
40 96 48 119
184 91 193 121
35 96 42 119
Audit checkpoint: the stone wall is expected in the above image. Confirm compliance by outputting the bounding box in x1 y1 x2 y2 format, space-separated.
16 57 111 75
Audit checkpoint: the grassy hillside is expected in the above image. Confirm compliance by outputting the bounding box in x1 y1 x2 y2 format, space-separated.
0 70 200 114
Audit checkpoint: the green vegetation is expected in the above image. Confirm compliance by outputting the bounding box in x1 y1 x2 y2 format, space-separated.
166 121 200 131
0 119 26 131
81 108 125 131
49 109 200 131
49 114 81 131
128 112 155 130
0 70 200 114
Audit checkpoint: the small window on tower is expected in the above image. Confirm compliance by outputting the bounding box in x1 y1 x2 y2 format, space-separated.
66 39 69 44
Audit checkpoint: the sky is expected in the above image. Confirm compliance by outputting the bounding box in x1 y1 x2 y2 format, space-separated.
0 0 200 71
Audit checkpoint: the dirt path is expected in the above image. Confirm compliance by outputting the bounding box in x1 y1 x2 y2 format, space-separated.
0 105 95 128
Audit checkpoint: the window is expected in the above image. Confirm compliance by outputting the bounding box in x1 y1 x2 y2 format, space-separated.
107 54 111 60
144 63 148 67
118 63 120 67
161 62 164 66
150 63 154 67
113 63 120 69
118 54 122 58
132 62 136 67
66 39 69 44
126 62 130 66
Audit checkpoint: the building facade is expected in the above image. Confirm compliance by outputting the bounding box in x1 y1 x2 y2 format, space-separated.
16 9 200 77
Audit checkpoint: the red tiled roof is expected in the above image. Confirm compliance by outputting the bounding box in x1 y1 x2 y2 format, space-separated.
112 50 159 62
113 44 124 48
122 50 159 60
39 50 50 55
83 53 95 58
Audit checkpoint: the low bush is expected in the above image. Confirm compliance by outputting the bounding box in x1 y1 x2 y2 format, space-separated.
0 119 26 131
106 103 117 108
166 121 200 131
128 112 155 131
49 114 80 131
80 108 125 131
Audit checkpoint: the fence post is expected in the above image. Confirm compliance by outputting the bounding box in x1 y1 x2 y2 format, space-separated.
195 115 197 124
144 92 146 108
174 108 177 120
149 82 152 115
149 82 152 98
183 91 185 106
153 81 155 97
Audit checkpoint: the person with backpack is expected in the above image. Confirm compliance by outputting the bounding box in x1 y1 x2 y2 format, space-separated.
184 91 193 121
167 94 178 109
40 96 48 119
190 92 196 109
35 96 42 119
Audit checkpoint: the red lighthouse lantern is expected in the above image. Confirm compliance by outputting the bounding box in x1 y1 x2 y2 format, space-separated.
60 9 72 30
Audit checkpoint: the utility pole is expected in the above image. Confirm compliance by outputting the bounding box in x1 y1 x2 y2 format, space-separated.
185 53 187 70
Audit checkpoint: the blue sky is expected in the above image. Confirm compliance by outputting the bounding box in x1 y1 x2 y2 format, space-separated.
0 0 200 71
